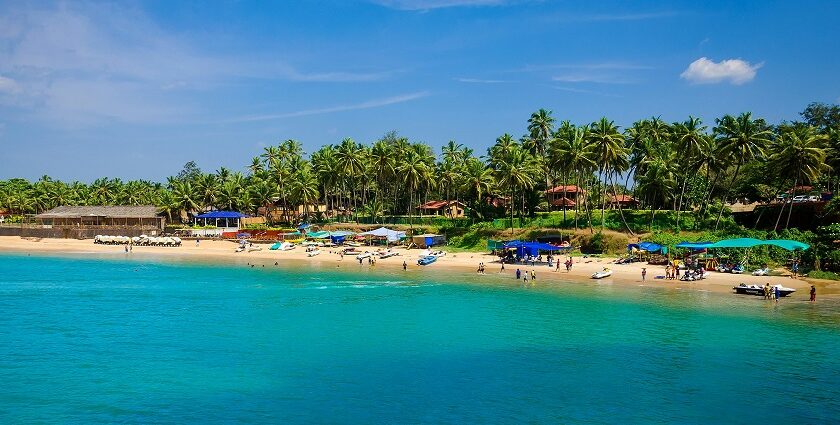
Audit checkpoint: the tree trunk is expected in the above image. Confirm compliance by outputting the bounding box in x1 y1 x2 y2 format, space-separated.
609 172 635 235
785 172 801 229
675 172 689 232
715 163 741 231
774 179 796 232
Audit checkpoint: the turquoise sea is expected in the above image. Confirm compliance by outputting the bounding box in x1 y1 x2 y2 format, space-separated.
1 253 839 424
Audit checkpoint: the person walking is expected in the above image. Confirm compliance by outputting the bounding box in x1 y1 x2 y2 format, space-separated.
403 260 407 271
774 285 781 303
500 260 506 272
810 285 816 302
791 260 799 279
516 268 521 280
530 270 536 281
641 267 647 281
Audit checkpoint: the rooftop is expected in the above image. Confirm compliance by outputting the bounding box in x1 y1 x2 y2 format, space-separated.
36 205 159 219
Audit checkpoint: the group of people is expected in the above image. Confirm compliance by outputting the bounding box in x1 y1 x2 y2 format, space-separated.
477 262 487 274
664 263 680 280
554 257 574 272
515 268 537 284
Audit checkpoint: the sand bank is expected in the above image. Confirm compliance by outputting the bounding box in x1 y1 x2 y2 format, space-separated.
1 236 837 298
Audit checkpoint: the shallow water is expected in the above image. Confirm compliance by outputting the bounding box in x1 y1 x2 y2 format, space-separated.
1 253 838 424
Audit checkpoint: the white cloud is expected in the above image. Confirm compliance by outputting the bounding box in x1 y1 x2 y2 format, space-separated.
229 92 430 122
0 75 21 94
372 0 511 10
680 57 761 85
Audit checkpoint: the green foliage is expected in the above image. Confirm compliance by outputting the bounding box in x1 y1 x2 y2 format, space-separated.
806 270 840 281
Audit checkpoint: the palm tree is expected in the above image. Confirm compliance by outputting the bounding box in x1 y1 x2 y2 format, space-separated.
396 148 430 230
461 157 493 218
291 167 320 220
588 117 629 232
637 155 677 230
713 113 773 230
769 127 829 230
672 116 707 230
493 143 538 235
554 126 596 230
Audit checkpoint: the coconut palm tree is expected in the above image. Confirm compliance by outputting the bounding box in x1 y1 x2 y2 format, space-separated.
554 126 596 230
712 113 773 229
672 116 708 230
461 157 493 218
769 126 829 230
493 143 538 235
396 148 430 230
637 155 677 230
291 167 320 220
588 117 628 232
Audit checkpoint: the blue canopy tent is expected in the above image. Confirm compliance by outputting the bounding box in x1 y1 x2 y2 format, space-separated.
503 240 571 258
627 242 668 254
194 211 249 229
675 241 714 250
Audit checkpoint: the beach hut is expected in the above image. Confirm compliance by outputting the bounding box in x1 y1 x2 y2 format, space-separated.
194 211 249 231
412 233 446 248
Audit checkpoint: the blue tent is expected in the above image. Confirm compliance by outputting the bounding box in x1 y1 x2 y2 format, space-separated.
194 210 249 228
503 240 570 257
627 242 667 254
676 241 714 250
195 211 248 218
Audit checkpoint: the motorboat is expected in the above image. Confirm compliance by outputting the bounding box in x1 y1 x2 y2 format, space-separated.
379 250 399 259
269 242 281 250
591 268 612 279
346 242 362 247
731 264 745 274
680 270 709 281
307 249 321 257
417 255 437 266
277 242 295 251
356 251 372 260
733 283 796 297
752 268 769 276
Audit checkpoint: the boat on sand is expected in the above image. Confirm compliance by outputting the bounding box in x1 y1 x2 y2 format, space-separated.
417 255 437 266
591 268 612 279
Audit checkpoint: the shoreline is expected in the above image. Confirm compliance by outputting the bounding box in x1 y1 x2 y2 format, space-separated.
2 236 838 299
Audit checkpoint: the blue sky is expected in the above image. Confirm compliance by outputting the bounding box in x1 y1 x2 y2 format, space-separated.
1 0 839 181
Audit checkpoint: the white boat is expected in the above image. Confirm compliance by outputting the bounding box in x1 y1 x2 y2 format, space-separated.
591 268 612 279
278 242 295 251
248 245 262 252
356 251 372 260
307 249 321 257
346 242 362 247
379 250 399 259
752 268 769 276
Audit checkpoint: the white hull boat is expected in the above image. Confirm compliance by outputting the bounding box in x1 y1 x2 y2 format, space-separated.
591 269 612 279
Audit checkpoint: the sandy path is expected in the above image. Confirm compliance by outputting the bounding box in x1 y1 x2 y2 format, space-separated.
1 236 836 297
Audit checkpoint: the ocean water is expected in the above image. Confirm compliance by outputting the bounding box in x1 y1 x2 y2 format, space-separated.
1 253 838 424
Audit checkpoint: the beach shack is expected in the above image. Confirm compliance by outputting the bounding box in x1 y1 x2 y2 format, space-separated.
194 210 248 234
34 205 164 235
627 242 668 264
412 233 446 248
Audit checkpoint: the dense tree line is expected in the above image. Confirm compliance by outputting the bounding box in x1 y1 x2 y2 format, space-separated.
2 102 838 232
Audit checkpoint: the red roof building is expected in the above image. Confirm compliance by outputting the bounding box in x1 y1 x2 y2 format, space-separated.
417 200 467 218
546 185 586 209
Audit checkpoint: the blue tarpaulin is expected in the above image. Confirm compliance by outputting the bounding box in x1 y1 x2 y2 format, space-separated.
676 241 714 249
627 242 667 254
195 211 249 219
503 240 571 257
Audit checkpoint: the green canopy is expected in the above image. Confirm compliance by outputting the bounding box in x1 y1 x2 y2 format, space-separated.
306 231 331 239
708 238 809 251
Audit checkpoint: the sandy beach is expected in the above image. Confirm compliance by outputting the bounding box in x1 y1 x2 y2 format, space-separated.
1 236 837 297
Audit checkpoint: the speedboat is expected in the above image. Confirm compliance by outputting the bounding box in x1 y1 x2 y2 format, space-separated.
731 264 745 274
269 242 281 250
752 268 769 276
356 251 372 260
278 242 295 251
733 283 796 297
307 249 321 257
379 250 399 259
591 268 612 279
417 255 437 266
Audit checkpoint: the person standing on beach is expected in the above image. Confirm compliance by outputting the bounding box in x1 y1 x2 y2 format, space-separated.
764 283 771 300
810 285 816 302
516 268 521 280
641 267 647 281
196 239 200 247
531 270 536 281
500 260 505 272
791 260 799 278
774 285 780 303
403 260 407 271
